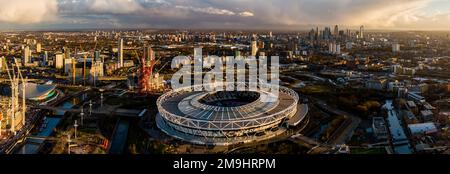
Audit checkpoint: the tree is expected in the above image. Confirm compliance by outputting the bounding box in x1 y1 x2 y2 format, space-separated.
356 105 368 113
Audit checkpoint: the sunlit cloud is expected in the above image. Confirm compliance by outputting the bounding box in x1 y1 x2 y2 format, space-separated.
1 0 450 30
0 0 58 24
239 11 254 17
90 0 144 14
175 6 236 16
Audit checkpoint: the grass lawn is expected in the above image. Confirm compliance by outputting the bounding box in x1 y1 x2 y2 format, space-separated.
350 148 387 154
298 85 332 94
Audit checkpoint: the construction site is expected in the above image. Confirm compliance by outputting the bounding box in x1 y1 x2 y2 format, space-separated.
0 61 28 150
1 41 168 154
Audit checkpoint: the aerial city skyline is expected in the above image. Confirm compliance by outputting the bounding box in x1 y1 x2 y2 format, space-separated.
0 0 450 30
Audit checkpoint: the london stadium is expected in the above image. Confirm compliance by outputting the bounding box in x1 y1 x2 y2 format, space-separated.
156 83 308 146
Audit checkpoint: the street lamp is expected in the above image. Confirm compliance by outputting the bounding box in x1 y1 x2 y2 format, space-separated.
74 120 78 139
100 89 104 108
0 113 3 137
67 134 72 154
89 100 93 116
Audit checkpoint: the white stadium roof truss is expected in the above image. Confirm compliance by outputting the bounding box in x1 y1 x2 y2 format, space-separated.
157 83 299 137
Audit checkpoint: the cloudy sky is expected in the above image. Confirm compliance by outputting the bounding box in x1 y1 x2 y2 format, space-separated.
0 0 450 30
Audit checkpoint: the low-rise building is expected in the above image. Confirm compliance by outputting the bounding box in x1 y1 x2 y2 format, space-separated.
365 79 387 90
398 87 408 98
407 101 418 114
372 117 389 140
388 81 404 91
123 60 134 68
423 102 436 111
418 83 429 93
407 92 425 103
437 111 449 124
403 110 419 124
408 123 438 135
420 110 434 122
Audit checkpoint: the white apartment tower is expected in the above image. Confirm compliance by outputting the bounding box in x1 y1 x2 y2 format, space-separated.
23 46 31 65
360 25 364 39
118 38 124 68
251 35 258 57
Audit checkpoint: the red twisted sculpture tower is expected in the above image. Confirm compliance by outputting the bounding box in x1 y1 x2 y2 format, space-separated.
138 46 156 94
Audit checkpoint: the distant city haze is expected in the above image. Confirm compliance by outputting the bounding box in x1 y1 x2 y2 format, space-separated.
0 0 450 30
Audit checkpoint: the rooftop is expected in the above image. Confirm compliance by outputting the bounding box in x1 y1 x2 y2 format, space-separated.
421 110 433 116
407 101 416 108
19 83 56 100
372 117 388 133
408 122 438 135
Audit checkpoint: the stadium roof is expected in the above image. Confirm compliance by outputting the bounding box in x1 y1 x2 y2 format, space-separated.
19 83 56 100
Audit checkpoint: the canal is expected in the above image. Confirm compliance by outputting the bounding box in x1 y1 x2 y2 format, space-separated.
14 93 86 154
384 100 413 154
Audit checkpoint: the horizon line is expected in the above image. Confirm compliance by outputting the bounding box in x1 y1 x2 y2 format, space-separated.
1 27 450 33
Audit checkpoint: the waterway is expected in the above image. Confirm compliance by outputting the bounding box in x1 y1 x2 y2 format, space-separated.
384 100 413 154
108 119 130 154
14 93 85 154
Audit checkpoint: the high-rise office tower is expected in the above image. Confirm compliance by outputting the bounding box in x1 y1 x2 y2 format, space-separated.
316 27 319 39
339 30 344 37
43 51 48 66
64 47 70 59
0 56 5 72
118 38 124 68
36 43 41 53
251 40 258 57
328 42 340 55
360 25 364 39
346 42 353 50
336 44 341 55
334 25 339 37
329 42 336 54
23 46 31 65
64 58 73 74
55 54 64 69
309 28 315 41
392 43 401 53
94 50 100 62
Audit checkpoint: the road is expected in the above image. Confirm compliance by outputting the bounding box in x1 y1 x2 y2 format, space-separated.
0 110 41 154
282 71 361 145
224 114 315 154
314 99 362 145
